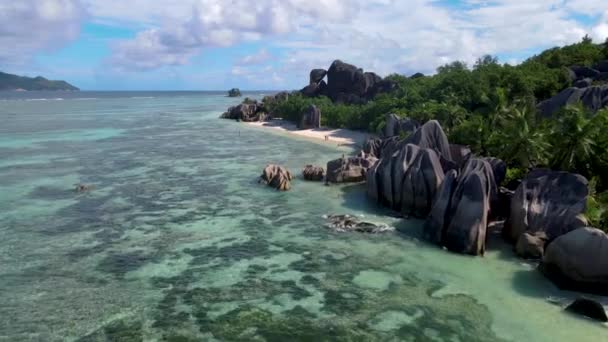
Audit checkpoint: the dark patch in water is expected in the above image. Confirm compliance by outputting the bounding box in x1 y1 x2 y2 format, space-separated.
96 250 154 278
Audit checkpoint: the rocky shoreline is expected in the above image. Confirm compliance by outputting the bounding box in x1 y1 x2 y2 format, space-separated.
223 60 608 321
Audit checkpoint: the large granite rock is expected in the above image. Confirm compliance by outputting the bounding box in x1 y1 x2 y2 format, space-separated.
362 137 383 158
405 120 452 161
259 165 294 191
570 66 600 79
302 165 325 181
227 88 242 97
565 298 608 322
594 60 608 73
298 104 321 129
424 158 497 255
423 169 457 244
310 69 327 84
573 78 592 88
383 114 419 138
326 155 377 184
483 157 507 187
537 85 608 117
449 144 472 167
515 232 547 259
541 227 608 295
367 143 444 217
300 60 394 104
504 169 588 249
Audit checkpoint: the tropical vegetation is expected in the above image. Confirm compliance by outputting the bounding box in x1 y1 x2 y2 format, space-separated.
264 36 608 231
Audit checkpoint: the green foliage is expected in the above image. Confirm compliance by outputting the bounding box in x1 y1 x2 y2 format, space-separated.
586 178 608 233
266 37 608 191
504 167 528 185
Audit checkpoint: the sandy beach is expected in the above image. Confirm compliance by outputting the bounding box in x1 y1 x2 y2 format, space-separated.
244 119 372 148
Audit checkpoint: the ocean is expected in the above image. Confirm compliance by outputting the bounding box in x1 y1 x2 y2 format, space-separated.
0 91 605 341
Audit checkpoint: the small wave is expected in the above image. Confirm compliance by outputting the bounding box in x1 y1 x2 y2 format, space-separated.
75 98 97 100
130 96 155 99
25 98 64 101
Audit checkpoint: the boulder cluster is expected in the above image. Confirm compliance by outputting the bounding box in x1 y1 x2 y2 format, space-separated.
221 92 289 122
227 88 241 97
538 61 608 117
300 60 396 104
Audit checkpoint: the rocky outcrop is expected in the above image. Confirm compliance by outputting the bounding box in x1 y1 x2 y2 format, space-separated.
515 232 547 259
383 114 420 138
228 88 242 97
259 165 294 191
327 155 377 184
298 104 321 129
541 227 608 295
537 85 608 117
405 120 452 161
565 298 608 322
423 170 457 244
362 138 383 158
220 101 266 122
310 69 327 84
504 169 588 254
302 165 325 181
300 60 395 104
439 159 496 255
449 144 472 167
483 157 507 187
367 143 444 217
325 214 393 233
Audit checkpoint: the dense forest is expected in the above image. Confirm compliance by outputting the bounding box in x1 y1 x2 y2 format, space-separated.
264 36 608 231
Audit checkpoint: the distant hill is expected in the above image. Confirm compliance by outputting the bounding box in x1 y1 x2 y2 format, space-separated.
0 71 79 91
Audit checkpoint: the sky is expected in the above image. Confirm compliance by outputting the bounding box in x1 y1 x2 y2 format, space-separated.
1 0 608 90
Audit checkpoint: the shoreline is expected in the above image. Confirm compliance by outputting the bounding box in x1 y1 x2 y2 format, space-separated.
244 119 372 149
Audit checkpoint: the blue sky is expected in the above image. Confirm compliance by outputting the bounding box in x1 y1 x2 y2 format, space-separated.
1 0 608 90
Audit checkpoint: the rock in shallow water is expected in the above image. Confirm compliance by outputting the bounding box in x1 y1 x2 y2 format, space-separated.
259 164 294 191
541 227 608 295
302 164 325 181
565 298 608 322
325 214 393 233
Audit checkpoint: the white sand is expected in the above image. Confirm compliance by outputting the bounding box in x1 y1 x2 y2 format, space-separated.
245 120 372 148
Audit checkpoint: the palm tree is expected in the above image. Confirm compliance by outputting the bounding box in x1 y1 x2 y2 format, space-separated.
550 104 608 174
493 102 550 168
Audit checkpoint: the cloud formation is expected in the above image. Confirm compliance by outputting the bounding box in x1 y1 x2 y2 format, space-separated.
102 0 608 79
0 0 84 65
3 0 608 88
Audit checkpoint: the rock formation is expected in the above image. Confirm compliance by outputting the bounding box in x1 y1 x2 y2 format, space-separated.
326 155 378 184
383 114 420 138
424 158 496 255
259 165 294 191
565 298 608 322
537 85 608 117
221 92 289 122
298 104 321 129
300 60 395 104
538 61 608 116
325 214 393 233
541 227 608 295
504 169 589 257
302 165 325 181
367 143 445 217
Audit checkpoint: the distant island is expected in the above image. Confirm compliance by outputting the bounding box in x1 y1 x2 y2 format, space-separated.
227 88 242 97
0 71 79 91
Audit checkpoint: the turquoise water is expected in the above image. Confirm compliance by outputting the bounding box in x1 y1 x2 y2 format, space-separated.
0 91 605 341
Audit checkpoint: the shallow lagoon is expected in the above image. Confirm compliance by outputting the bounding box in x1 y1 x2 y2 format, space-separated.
0 92 606 341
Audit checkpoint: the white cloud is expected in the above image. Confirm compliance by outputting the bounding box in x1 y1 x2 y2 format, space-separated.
237 49 273 66
0 0 84 65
